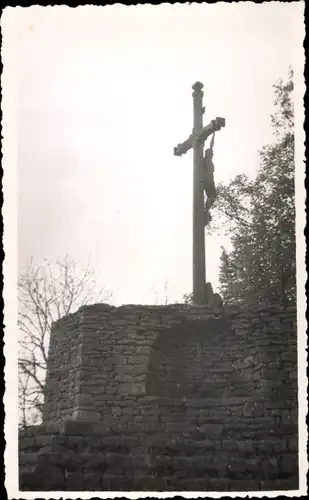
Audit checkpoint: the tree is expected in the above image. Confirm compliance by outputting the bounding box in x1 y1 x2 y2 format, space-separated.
18 372 31 429
18 255 113 426
211 68 295 306
182 292 194 305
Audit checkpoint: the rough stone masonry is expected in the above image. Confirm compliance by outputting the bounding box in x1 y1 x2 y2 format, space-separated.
19 302 298 491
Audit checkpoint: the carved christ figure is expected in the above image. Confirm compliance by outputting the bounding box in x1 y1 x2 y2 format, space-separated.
202 131 217 226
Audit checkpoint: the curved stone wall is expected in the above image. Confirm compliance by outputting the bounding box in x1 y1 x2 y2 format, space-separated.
21 302 298 491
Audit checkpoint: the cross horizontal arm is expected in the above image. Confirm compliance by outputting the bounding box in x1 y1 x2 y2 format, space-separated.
173 117 226 158
196 117 226 147
174 134 194 157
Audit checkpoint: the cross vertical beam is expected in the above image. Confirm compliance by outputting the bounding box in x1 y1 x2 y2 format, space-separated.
192 82 206 304
174 82 225 305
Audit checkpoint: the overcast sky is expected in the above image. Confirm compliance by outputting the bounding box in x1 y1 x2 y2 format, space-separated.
7 3 303 305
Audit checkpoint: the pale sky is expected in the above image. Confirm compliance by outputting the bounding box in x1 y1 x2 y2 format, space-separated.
6 2 304 305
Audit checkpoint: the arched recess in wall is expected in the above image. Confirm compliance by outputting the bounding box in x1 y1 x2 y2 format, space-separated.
146 317 232 398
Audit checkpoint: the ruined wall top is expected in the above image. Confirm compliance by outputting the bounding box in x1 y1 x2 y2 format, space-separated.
44 301 297 424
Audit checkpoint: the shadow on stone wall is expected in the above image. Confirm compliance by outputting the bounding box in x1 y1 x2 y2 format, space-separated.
146 316 251 398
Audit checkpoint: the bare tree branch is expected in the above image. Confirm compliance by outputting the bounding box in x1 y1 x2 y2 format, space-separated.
18 256 113 426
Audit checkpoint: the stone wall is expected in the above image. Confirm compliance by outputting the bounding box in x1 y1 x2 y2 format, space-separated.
20 303 298 491
42 313 82 422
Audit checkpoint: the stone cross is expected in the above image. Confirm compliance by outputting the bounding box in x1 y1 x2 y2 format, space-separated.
174 81 225 305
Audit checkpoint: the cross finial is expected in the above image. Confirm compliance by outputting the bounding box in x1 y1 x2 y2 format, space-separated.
192 81 203 91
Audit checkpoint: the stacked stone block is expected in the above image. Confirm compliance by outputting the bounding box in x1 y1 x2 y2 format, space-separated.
20 303 298 491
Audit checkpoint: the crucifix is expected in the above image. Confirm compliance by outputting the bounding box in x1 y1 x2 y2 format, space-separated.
174 81 225 305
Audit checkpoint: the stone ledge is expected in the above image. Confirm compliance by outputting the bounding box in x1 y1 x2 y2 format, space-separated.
60 419 111 436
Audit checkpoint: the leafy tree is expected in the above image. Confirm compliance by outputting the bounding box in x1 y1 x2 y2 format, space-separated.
211 68 295 306
18 255 113 426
